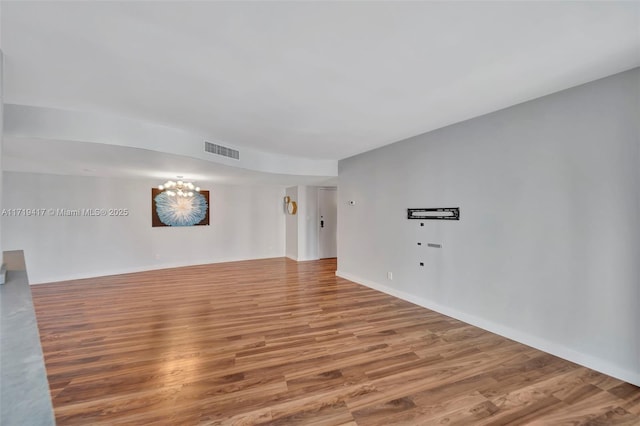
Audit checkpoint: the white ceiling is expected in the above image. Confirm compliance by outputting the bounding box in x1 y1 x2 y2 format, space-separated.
1 1 639 177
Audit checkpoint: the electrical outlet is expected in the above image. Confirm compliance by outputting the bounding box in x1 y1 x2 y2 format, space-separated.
387 272 393 280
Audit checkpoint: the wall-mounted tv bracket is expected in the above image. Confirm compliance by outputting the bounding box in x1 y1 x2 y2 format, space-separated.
407 208 459 220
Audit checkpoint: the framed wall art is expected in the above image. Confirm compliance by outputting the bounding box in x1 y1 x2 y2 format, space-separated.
151 188 210 227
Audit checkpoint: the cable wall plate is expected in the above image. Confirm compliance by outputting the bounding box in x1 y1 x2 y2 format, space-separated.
407 208 460 220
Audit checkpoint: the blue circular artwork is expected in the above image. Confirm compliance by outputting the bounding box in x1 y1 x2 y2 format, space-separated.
154 191 208 226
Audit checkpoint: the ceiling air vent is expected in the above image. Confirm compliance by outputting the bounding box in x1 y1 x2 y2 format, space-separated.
204 141 240 160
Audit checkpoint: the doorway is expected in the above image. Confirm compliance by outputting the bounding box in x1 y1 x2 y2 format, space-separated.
318 187 337 259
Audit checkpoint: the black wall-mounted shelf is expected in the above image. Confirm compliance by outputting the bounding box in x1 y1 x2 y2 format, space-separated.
407 208 460 220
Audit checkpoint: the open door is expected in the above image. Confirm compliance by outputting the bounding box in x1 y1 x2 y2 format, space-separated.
318 188 337 259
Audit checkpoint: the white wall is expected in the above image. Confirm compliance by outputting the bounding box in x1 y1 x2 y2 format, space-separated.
285 186 298 260
2 172 286 283
284 185 320 261
337 68 640 386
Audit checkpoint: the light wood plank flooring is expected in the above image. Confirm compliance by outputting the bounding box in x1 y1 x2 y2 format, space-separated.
32 258 640 425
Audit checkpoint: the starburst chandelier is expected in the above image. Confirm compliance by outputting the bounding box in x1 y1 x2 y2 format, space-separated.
158 179 201 197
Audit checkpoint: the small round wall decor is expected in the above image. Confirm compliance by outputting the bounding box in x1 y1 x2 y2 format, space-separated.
284 196 297 215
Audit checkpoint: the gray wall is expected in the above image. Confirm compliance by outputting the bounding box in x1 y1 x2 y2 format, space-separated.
337 68 640 386
0 51 4 267
299 186 319 261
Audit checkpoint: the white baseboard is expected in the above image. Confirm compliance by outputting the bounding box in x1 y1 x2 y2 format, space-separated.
285 255 320 262
335 270 640 387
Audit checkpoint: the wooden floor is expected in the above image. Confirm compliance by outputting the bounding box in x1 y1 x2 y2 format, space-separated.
32 258 639 425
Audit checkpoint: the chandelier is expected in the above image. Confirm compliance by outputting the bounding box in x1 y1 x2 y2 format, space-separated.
158 180 201 197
